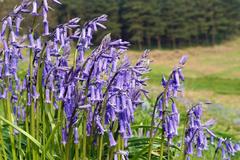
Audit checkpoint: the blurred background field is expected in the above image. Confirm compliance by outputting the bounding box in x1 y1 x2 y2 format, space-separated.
129 37 240 140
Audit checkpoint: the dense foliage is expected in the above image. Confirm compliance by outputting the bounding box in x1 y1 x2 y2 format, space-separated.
58 0 240 48
1 0 240 48
0 1 239 160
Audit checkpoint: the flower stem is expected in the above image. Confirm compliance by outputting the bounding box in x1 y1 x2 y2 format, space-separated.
82 112 87 160
75 143 79 160
0 122 7 160
212 148 219 160
148 95 161 160
98 135 104 160
117 136 121 160
3 29 17 160
36 44 46 159
6 87 17 160
65 128 73 160
29 46 37 160
107 146 115 160
160 129 165 160
181 117 188 160
160 73 172 160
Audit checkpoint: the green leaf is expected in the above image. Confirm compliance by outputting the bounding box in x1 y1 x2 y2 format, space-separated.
43 123 60 152
0 116 54 160
0 116 41 148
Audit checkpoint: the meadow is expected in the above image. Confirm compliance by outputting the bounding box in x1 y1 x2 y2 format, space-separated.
12 36 240 160
14 36 240 159
129 37 240 139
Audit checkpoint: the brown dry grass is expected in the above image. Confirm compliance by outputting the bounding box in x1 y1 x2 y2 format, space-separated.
128 37 240 78
128 37 240 108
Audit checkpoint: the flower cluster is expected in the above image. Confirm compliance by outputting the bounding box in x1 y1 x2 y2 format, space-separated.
156 55 188 143
184 104 240 160
0 1 150 159
184 104 212 158
216 138 240 159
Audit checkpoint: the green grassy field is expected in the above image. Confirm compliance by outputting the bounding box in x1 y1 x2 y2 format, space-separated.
128 37 240 140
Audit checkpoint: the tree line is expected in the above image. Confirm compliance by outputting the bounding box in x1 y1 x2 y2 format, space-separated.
58 0 240 49
1 0 240 49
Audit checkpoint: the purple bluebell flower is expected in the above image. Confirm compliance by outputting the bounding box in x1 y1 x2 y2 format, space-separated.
28 33 35 48
31 1 38 16
1 20 8 36
42 8 49 35
96 116 105 135
108 131 117 147
62 128 67 145
43 0 49 11
179 55 188 65
234 144 240 151
74 127 79 144
7 16 13 30
52 0 62 5
45 88 51 103
0 3 152 158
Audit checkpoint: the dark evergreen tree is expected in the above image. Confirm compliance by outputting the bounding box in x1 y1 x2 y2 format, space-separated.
3 0 239 48
121 0 147 49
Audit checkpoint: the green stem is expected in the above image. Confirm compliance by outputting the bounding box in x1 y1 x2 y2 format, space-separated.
107 146 115 160
42 111 46 159
181 117 188 160
3 29 17 160
160 74 173 160
6 88 17 160
160 130 165 160
57 102 65 155
18 132 22 160
148 96 161 160
97 135 104 160
29 46 37 160
167 143 171 160
75 143 79 160
25 113 31 159
36 44 46 159
117 136 121 160
212 148 219 160
81 64 95 160
65 127 73 160
29 6 39 157
82 112 87 160
0 122 7 160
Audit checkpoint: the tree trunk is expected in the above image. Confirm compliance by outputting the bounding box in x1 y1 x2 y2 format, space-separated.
188 38 192 47
205 33 209 45
138 40 142 50
211 28 216 46
172 37 176 49
156 35 161 49
147 35 151 48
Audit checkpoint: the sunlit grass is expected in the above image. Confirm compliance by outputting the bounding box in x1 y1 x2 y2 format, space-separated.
129 37 240 152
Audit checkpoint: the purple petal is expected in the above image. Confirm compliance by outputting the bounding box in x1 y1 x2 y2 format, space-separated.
179 55 188 65
1 20 8 36
43 21 50 36
43 0 49 11
62 128 67 145
74 127 79 144
31 1 38 15
52 0 62 4
45 88 51 103
108 131 117 147
15 16 23 36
